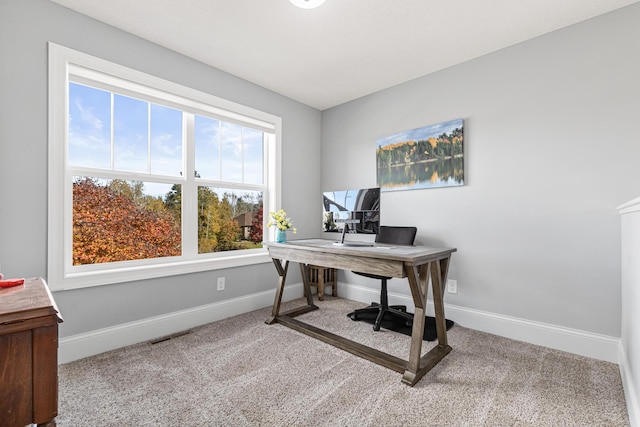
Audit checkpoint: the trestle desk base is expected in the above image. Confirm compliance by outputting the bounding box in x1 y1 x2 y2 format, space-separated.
265 239 455 386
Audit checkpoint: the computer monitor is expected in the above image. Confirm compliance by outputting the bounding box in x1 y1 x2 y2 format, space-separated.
322 187 380 235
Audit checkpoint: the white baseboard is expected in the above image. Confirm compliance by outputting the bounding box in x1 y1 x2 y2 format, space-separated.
619 343 639 427
60 280 620 365
58 283 304 364
338 282 621 363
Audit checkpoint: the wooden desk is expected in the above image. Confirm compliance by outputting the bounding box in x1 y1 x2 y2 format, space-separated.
0 277 63 427
265 239 456 386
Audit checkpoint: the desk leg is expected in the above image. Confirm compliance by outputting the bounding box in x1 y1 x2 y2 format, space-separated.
403 263 429 385
432 257 451 346
402 258 452 386
300 263 315 306
266 258 289 324
266 259 318 325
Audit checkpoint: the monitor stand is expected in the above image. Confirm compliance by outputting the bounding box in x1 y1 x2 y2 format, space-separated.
332 223 374 247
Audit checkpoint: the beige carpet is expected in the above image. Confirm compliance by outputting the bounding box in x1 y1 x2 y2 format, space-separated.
57 297 629 426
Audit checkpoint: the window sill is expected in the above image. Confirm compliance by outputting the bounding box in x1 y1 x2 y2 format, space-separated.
51 249 271 291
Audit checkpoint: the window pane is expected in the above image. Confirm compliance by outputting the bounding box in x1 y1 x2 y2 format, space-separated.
194 115 220 180
150 104 183 176
198 187 263 254
114 94 148 173
72 177 181 265
220 122 242 183
68 83 111 168
244 128 263 184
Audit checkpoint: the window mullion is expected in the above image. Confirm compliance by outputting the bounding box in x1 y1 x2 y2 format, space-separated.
147 103 152 173
182 112 198 256
218 120 222 181
241 127 245 183
110 93 114 169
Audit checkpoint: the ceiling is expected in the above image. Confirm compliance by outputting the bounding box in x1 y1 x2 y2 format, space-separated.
50 0 639 111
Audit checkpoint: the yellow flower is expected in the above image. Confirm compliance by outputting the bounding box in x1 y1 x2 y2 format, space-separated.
268 209 295 231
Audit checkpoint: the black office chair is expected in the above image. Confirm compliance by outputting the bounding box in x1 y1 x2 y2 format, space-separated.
348 226 417 331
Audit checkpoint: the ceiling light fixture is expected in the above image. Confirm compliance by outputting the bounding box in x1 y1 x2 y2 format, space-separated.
289 0 326 9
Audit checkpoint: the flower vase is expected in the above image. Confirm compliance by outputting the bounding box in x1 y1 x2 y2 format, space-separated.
276 229 287 243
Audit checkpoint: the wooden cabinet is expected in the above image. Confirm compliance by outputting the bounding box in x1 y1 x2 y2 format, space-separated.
0 278 63 427
307 265 337 301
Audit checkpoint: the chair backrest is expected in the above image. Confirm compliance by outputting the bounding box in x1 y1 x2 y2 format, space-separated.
374 226 417 246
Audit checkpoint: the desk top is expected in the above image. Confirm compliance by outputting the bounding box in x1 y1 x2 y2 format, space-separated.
266 238 456 261
266 239 456 278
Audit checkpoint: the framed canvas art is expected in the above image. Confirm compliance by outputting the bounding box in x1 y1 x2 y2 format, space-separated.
376 118 464 192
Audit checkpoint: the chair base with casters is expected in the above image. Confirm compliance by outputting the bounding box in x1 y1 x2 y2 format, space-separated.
348 225 417 331
348 275 414 331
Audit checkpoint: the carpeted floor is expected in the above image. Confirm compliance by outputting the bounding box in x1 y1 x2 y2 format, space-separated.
57 297 630 426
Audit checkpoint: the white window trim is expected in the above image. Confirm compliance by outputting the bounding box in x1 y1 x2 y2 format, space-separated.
48 43 281 291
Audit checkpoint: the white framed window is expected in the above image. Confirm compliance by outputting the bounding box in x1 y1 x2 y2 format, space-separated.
48 43 281 291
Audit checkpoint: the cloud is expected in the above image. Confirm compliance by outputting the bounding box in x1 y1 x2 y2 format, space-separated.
377 118 463 147
74 98 105 132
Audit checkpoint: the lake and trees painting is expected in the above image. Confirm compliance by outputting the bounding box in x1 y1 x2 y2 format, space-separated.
376 118 464 191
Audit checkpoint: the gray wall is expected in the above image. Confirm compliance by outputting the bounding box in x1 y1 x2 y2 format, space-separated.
321 3 640 337
0 0 321 337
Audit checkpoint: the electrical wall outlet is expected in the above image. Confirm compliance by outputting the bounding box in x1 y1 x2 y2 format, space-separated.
217 277 225 291
447 279 457 294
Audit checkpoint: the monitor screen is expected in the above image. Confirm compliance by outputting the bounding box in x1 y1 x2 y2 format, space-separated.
322 187 380 234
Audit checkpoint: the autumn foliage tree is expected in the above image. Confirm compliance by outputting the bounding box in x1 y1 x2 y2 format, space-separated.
72 178 181 265
249 205 263 243
73 177 261 264
376 126 464 168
